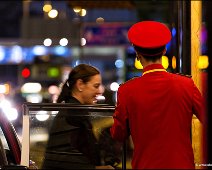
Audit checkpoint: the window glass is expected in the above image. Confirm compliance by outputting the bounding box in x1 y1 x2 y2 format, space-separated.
25 105 133 169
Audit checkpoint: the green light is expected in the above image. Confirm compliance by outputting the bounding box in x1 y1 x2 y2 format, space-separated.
47 67 60 78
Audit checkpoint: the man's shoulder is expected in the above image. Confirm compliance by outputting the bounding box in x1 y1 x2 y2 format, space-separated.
169 72 193 85
119 76 140 87
169 72 192 81
174 73 192 78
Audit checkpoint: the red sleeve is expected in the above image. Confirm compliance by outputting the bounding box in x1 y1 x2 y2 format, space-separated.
110 88 129 142
192 81 205 124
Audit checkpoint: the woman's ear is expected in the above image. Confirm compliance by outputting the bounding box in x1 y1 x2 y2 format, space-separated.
76 79 84 92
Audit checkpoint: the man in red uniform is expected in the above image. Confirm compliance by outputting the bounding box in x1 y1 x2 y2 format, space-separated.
110 21 204 169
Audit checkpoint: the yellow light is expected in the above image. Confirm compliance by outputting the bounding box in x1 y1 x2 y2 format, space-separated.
134 58 143 69
79 9 86 17
73 7 81 13
172 56 176 69
162 56 169 69
198 55 209 69
43 4 52 12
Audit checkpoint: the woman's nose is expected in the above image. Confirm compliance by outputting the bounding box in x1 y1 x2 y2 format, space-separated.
97 89 102 95
98 85 104 95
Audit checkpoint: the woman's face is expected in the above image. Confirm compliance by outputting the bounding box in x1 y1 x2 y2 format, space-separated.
80 74 102 104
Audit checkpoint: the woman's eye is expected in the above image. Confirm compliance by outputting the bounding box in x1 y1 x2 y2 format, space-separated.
94 85 100 88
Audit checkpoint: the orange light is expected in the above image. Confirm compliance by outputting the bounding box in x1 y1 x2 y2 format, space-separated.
4 83 10 94
172 56 177 69
0 83 10 94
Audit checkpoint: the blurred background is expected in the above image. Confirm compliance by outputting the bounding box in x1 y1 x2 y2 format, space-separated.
0 0 180 122
0 0 211 167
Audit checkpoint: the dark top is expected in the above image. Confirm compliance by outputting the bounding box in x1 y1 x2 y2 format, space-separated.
42 97 100 169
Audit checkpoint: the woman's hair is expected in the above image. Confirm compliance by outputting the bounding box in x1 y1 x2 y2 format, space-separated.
57 64 100 103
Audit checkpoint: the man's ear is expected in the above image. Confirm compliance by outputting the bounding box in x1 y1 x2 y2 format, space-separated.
162 48 167 55
136 52 140 61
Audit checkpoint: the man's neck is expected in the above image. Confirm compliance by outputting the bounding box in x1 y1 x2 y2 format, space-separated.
142 59 162 68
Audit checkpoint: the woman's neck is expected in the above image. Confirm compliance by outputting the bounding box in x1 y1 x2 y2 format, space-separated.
72 92 84 104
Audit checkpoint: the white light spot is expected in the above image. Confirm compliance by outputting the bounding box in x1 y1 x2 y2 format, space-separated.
110 82 119 92
48 9 58 18
81 38 86 46
59 38 68 46
36 111 50 121
43 38 52 46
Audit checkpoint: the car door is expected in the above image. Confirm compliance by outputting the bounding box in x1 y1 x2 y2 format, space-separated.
0 109 21 167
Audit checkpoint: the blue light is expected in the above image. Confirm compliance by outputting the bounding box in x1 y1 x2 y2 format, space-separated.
127 46 135 54
32 45 47 56
54 46 67 56
172 27 176 37
115 59 124 68
0 46 5 62
10 45 23 63
166 42 171 52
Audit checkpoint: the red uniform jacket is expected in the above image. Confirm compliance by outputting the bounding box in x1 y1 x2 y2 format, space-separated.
110 64 204 169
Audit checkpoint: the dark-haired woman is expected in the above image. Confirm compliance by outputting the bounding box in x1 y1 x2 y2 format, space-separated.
42 64 114 169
